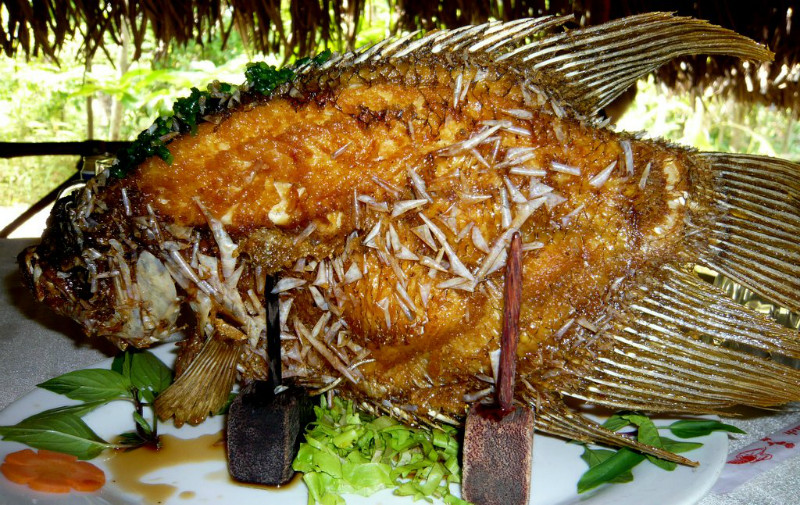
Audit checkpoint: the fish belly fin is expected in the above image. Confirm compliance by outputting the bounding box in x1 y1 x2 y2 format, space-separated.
693 152 800 315
154 321 244 426
566 264 800 413
504 12 773 116
530 393 697 465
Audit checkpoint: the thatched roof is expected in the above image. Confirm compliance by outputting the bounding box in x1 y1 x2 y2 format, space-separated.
3 0 799 110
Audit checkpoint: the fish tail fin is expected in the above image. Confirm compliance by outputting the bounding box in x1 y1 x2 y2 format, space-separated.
565 265 800 414
154 321 244 426
692 152 800 315
507 12 774 116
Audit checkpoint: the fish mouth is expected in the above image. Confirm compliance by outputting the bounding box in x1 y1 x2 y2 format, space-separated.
18 195 92 320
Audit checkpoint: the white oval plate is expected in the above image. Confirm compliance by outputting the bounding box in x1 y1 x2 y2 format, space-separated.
0 344 728 505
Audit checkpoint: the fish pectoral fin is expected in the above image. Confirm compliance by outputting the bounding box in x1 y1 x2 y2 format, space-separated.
505 12 773 117
532 393 697 466
694 152 800 315
154 327 243 426
565 264 800 414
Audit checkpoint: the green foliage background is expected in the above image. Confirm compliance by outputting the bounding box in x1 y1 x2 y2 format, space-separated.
0 1 797 207
0 23 255 206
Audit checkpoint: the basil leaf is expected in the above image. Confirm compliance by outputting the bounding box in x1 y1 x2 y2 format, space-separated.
38 369 132 402
132 411 153 436
623 414 662 448
111 352 130 376
577 448 645 493
660 436 704 454
622 414 680 471
116 430 159 450
668 419 746 439
24 401 108 421
602 414 632 432
644 433 706 472
581 446 615 467
137 388 156 404
646 454 677 471
128 351 172 396
0 414 112 460
579 446 635 483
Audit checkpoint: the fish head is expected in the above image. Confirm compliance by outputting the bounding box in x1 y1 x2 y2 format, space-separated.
19 176 181 349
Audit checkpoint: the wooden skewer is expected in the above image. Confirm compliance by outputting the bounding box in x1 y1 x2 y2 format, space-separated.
226 276 313 486
462 231 535 505
497 231 522 411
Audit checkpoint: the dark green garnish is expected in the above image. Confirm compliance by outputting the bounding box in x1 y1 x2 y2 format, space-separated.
295 48 333 68
0 349 174 459
244 62 296 96
576 414 745 493
171 87 210 134
111 116 175 178
110 49 332 178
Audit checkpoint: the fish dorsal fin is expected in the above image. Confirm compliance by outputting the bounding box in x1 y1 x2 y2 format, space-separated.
500 12 774 116
315 16 573 73
317 13 773 119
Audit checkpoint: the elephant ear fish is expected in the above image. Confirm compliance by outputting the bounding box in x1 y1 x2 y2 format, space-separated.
19 12 800 463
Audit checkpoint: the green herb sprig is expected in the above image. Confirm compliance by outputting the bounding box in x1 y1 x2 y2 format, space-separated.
293 396 468 505
110 49 333 179
0 349 173 460
577 413 745 493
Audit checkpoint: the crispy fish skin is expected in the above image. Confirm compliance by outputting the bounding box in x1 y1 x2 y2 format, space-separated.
19 13 800 459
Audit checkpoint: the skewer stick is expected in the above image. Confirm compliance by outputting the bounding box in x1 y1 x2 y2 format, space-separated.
462 231 534 505
226 276 313 485
497 231 522 411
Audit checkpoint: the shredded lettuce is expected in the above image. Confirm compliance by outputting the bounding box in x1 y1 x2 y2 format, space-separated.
292 397 468 505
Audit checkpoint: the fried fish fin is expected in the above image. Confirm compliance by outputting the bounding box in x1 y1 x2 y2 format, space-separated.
313 13 771 120
530 393 696 466
313 16 571 70
500 12 773 116
154 321 244 426
566 265 800 413
694 152 800 314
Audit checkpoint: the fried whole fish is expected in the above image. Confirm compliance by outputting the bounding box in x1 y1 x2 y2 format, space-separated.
20 13 800 463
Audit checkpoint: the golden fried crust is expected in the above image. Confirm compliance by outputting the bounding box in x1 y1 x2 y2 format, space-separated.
134 83 442 232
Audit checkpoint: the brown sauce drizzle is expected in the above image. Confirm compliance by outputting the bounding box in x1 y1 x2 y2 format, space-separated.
105 432 301 504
